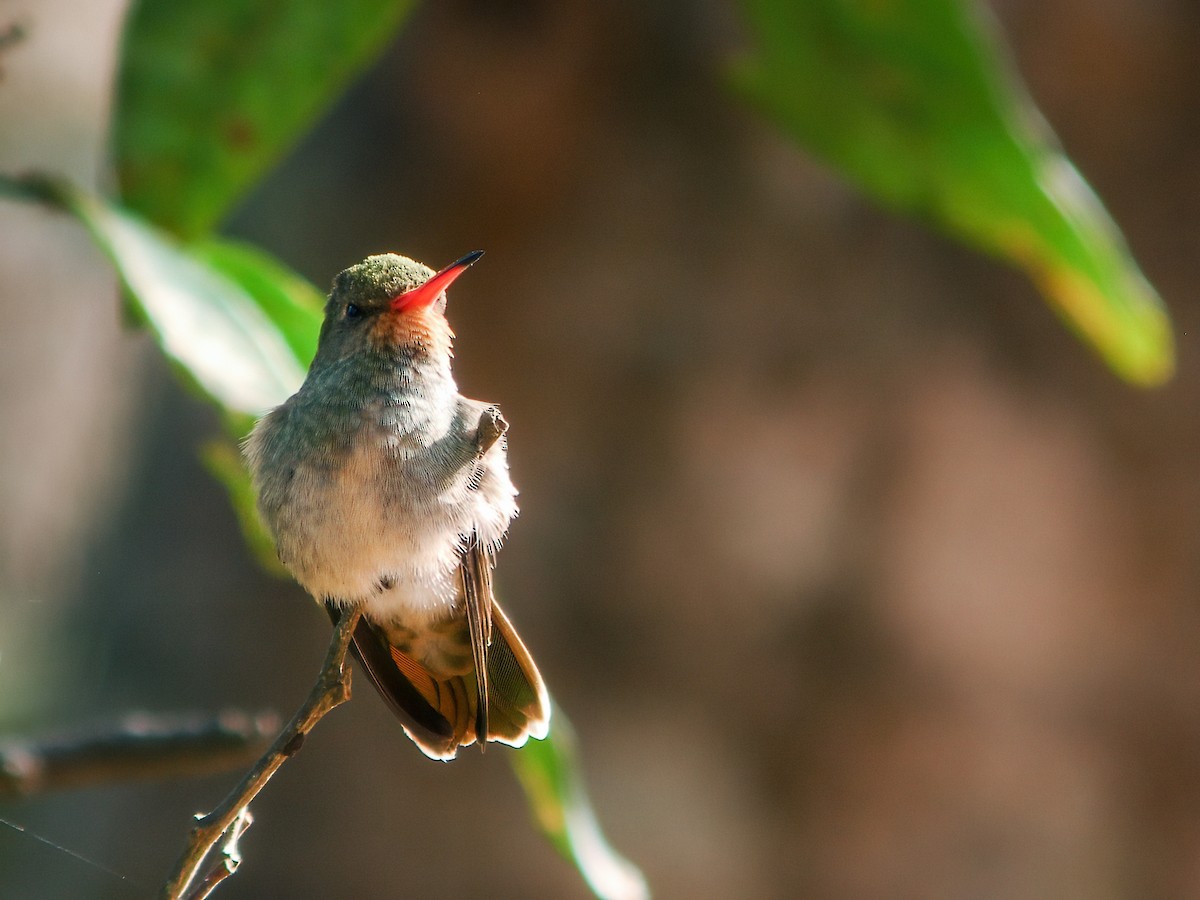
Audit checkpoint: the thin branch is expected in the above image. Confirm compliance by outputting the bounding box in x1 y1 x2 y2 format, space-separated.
0 712 278 798
160 607 362 900
187 807 253 900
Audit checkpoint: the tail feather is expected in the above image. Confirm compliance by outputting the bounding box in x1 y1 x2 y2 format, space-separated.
333 598 550 760
485 601 551 747
339 610 458 759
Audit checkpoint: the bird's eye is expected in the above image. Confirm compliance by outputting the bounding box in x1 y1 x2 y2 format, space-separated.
345 303 362 320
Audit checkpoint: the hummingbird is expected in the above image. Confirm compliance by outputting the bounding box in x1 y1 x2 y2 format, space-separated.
243 250 550 760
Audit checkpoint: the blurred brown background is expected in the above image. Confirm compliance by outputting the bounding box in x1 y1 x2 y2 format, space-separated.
2 0 1200 897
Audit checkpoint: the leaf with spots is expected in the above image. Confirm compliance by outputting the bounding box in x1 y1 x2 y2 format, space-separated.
114 0 416 238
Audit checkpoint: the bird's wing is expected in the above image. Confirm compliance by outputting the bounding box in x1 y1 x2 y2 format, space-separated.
459 534 552 748
329 540 550 760
460 536 495 744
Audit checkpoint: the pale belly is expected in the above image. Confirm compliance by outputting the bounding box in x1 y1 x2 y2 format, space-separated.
274 438 517 624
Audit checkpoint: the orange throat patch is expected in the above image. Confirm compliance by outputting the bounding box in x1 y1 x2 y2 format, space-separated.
367 306 455 358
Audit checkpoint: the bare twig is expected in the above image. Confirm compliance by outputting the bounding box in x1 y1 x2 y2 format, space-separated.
0 711 278 798
160 607 362 900
186 807 253 900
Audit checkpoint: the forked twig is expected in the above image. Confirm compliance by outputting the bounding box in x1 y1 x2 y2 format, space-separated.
185 806 253 900
160 607 362 899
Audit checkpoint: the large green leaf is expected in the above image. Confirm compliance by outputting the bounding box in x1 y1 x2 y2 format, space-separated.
733 0 1174 385
0 175 647 900
114 0 414 239
0 174 304 415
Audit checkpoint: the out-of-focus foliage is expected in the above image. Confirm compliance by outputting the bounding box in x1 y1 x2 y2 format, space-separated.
512 705 650 900
0 175 303 417
202 439 286 575
191 238 324 367
114 0 415 239
733 0 1173 385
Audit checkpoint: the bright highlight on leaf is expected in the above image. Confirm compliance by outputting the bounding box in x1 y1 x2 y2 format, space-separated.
1 175 304 414
192 238 324 368
733 0 1174 385
511 706 650 900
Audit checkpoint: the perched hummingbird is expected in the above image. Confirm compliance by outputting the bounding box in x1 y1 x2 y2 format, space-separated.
244 251 550 760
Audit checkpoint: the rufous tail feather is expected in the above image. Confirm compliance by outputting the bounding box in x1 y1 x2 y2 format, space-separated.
329 600 550 761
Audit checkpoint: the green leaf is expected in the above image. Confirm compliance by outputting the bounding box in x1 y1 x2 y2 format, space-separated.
114 0 415 238
0 173 304 415
732 0 1174 385
510 708 649 900
202 439 289 575
192 237 324 368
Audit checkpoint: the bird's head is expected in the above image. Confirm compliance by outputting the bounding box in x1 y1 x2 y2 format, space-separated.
314 250 483 364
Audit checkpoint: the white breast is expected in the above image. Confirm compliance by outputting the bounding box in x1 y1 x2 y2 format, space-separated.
279 429 517 625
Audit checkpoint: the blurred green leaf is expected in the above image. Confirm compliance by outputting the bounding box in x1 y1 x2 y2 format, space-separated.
203 440 288 575
510 707 649 900
114 0 415 238
733 0 1174 385
193 237 324 368
0 174 303 415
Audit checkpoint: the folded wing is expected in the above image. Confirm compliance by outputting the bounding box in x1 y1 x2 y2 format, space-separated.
331 541 550 760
